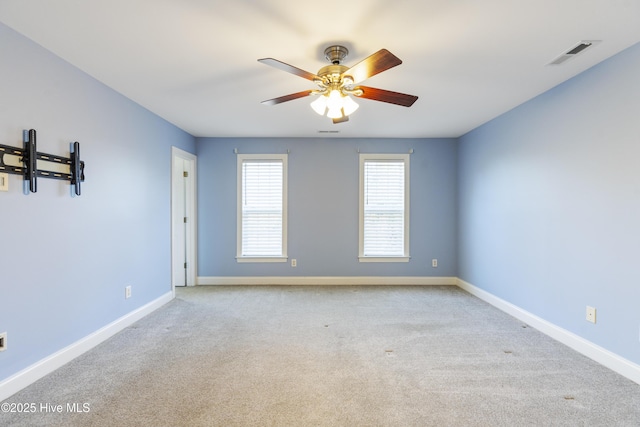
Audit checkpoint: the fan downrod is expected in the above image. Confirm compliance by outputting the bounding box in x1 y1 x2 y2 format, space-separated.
324 45 349 65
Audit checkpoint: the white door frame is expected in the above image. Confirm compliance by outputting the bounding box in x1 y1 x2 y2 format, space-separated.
171 146 197 290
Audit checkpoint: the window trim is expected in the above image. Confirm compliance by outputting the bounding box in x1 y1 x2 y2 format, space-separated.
236 153 288 263
358 153 410 263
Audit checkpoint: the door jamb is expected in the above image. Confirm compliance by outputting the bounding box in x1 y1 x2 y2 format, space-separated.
171 146 197 292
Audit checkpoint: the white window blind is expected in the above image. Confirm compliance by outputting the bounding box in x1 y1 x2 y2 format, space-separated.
359 154 410 262
237 154 287 262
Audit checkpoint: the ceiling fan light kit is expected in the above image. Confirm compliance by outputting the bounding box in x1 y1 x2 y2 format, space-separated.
258 45 418 124
310 89 360 118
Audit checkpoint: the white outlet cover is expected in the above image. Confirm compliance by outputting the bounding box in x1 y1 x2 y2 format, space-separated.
0 173 8 191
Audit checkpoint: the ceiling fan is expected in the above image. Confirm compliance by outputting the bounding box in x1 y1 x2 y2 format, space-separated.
258 45 419 124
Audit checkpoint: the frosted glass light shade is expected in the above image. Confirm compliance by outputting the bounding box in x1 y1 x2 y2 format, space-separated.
327 106 343 119
326 90 342 110
326 90 343 118
342 96 359 116
310 96 327 115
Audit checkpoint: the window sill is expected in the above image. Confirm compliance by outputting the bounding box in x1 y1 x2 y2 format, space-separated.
358 256 410 263
236 257 288 263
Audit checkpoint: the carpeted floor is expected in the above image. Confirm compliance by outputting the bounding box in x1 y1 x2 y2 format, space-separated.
2 285 640 426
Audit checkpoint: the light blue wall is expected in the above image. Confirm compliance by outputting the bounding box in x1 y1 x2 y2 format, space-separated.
458 42 640 364
0 23 195 381
197 137 458 277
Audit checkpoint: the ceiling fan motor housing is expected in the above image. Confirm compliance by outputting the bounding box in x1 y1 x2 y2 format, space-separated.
317 65 348 81
324 45 349 64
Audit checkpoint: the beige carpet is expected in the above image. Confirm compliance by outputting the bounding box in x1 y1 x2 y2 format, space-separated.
2 285 640 426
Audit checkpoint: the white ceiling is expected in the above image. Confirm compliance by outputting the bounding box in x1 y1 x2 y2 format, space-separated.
1 0 639 138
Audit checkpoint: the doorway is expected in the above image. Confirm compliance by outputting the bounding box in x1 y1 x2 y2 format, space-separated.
171 147 197 288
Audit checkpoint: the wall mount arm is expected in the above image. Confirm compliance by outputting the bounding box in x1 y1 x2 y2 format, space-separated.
0 129 85 195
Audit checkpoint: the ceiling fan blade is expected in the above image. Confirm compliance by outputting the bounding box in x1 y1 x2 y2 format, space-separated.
342 49 403 84
258 58 320 81
261 90 314 106
332 115 349 124
356 86 418 107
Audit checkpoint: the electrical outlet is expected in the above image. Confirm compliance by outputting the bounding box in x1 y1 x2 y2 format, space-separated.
125 286 132 299
432 259 438 268
0 332 7 351
586 306 596 324
0 173 8 191
291 259 297 267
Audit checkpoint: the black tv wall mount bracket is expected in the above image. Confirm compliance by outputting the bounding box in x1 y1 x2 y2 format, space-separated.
0 129 85 196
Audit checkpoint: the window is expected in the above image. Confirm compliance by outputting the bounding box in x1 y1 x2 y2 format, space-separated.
359 153 410 262
237 154 287 262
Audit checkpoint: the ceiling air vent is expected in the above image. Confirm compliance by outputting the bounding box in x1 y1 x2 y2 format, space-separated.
548 40 600 65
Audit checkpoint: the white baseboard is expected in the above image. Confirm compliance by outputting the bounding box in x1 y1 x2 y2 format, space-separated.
456 278 640 386
197 276 457 286
0 291 174 402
